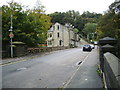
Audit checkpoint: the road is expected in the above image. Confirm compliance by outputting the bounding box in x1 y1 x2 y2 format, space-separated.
2 46 102 88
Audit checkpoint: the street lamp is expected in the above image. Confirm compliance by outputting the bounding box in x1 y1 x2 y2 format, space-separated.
9 1 14 58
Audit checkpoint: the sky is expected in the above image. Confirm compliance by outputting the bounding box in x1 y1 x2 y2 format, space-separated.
0 0 115 14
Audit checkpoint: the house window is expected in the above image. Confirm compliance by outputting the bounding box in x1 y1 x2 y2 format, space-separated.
50 34 52 37
57 32 59 38
57 25 59 30
59 40 62 46
53 26 55 30
48 41 52 45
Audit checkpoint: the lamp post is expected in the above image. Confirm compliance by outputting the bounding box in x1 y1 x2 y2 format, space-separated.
9 15 14 58
9 1 14 58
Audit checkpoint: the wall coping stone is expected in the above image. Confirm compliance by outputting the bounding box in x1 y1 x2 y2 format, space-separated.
104 52 120 81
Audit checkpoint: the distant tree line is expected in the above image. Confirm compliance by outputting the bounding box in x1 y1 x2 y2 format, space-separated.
48 10 102 34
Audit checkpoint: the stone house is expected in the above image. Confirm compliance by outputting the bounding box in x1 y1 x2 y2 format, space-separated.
47 22 80 47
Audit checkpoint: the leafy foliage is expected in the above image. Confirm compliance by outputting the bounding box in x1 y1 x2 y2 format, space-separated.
49 10 102 34
2 1 52 47
83 23 97 34
82 23 97 40
97 1 120 38
97 1 120 58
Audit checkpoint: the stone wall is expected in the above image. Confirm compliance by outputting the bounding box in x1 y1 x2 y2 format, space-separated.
27 46 70 54
2 41 27 58
103 52 120 88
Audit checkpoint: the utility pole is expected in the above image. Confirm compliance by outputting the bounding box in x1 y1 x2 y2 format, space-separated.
9 1 14 58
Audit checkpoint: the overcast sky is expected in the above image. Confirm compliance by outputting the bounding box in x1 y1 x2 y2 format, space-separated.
0 0 115 14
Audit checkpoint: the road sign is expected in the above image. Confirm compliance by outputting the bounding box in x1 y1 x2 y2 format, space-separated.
9 32 14 38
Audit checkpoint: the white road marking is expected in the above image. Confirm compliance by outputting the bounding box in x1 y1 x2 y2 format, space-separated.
62 51 92 88
16 67 27 71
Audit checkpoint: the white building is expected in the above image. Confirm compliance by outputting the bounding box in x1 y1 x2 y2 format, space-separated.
47 22 80 47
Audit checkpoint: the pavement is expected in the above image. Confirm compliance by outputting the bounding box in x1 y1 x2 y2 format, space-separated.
63 47 103 88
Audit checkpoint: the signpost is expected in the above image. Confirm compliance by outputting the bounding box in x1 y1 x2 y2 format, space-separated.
9 11 14 57
9 32 14 38
9 31 14 58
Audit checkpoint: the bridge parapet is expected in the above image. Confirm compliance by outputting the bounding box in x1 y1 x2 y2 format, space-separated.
104 52 120 88
98 37 120 89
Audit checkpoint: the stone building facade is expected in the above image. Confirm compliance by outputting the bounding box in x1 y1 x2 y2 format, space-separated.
47 22 80 47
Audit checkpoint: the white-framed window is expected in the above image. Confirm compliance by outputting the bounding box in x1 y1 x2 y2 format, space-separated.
57 25 59 30
48 41 52 45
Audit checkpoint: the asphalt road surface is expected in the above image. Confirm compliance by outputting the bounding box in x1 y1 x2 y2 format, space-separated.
2 47 102 88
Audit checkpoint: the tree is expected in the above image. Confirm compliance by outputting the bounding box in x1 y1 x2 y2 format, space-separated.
73 28 79 33
97 1 120 58
82 23 97 40
98 1 120 38
83 23 97 34
2 1 52 47
2 2 25 41
48 12 65 25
